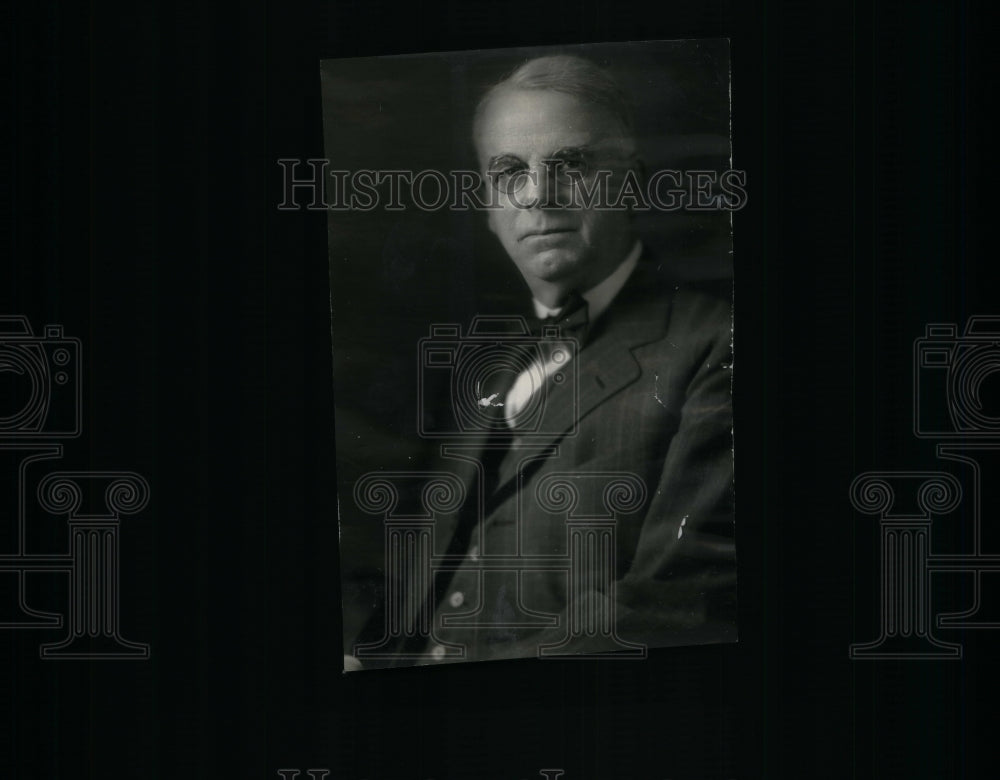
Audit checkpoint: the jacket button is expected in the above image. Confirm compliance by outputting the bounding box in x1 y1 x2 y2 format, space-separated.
448 591 464 608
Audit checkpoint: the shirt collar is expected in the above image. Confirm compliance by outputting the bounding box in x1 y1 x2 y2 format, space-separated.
531 240 643 322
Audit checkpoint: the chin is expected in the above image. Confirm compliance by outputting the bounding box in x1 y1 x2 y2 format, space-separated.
522 249 588 282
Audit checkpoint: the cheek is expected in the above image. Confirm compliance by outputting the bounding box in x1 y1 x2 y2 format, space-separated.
579 210 625 246
577 212 604 244
488 208 517 244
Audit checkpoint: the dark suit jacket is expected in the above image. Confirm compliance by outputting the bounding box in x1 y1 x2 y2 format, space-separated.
357 252 736 666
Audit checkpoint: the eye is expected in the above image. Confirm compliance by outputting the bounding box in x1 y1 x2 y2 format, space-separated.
547 150 589 179
487 158 530 193
495 165 525 180
488 158 526 179
557 155 586 171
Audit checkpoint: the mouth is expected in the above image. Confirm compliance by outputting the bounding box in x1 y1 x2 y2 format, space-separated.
519 228 576 241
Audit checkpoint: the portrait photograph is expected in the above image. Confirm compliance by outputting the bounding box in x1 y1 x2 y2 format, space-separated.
321 39 738 669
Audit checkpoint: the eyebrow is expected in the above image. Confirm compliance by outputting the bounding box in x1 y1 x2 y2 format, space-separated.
486 147 592 168
487 153 525 168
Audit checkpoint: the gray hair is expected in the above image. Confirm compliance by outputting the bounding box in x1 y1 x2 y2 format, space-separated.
472 55 636 144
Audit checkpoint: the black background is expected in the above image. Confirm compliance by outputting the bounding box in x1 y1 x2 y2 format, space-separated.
2 1 994 778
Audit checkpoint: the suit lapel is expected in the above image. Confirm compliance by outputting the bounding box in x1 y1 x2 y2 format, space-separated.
491 257 675 494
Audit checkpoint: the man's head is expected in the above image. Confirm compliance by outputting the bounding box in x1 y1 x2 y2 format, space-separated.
473 56 640 307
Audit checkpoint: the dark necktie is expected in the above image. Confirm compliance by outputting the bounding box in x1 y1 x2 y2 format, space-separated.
532 290 590 346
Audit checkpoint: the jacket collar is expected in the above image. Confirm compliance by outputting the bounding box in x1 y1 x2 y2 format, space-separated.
433 248 676 548
516 249 674 454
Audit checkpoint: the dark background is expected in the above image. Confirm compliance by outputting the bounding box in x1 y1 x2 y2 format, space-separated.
1 1 994 779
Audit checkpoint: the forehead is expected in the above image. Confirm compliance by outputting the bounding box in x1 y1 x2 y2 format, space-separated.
474 88 628 164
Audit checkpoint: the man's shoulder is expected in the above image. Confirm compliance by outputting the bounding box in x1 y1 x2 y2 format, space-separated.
666 277 733 336
613 254 732 336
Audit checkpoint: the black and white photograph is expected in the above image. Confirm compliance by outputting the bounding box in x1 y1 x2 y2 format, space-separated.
3 1 995 778
322 41 738 669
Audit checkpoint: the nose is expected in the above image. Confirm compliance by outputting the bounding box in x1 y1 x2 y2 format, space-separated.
517 163 562 209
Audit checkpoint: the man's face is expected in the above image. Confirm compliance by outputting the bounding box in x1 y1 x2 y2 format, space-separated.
475 88 636 299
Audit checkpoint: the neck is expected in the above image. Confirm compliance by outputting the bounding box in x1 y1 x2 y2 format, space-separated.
526 280 574 309
525 237 636 308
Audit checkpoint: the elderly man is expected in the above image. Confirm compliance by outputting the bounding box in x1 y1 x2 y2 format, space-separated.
348 54 735 669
